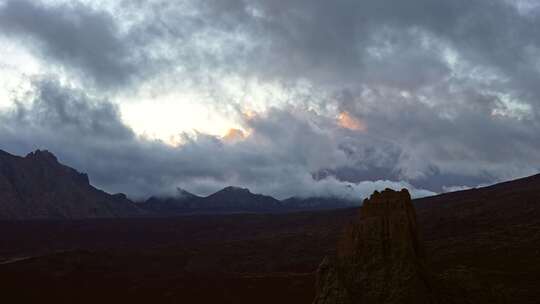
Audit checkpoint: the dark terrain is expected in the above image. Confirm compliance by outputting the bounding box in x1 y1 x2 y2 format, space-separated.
1 150 540 303
1 173 540 303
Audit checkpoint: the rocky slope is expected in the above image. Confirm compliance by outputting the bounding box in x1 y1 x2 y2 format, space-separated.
0 149 142 219
415 173 540 237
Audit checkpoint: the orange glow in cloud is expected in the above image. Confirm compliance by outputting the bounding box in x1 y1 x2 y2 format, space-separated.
242 109 258 120
338 112 367 131
222 128 246 142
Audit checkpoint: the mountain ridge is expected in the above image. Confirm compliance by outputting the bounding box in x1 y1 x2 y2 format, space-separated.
2 148 540 220
139 188 360 215
0 149 142 219
0 149 357 218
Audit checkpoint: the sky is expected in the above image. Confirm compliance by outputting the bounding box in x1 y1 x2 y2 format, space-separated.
1 0 540 200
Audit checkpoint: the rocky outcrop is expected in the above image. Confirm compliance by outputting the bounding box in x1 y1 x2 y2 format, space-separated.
313 188 437 304
312 188 509 304
0 149 142 219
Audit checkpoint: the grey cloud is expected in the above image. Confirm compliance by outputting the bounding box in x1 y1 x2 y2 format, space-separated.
0 0 147 89
177 0 540 103
106 0 540 118
339 85 540 187
1 0 540 197
0 78 434 199
2 0 540 98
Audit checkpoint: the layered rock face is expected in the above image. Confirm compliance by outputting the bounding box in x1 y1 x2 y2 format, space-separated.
313 188 436 304
0 149 142 219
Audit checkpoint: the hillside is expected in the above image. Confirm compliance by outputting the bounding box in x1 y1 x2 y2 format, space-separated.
0 149 142 219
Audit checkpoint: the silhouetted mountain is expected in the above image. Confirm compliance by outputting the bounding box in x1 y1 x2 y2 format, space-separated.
0 148 360 218
139 189 359 215
202 186 282 211
140 186 284 214
0 149 142 219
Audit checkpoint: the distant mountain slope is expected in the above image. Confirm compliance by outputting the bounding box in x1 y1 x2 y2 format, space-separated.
409 173 540 303
414 173 540 236
139 188 359 215
0 149 142 219
202 186 282 212
139 186 284 214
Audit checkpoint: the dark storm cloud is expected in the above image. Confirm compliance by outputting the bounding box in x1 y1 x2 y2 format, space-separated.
142 0 519 88
152 0 540 109
0 0 148 89
1 0 539 96
251 0 536 88
0 78 434 199
354 87 540 186
2 0 537 97
206 0 540 188
109 0 540 119
1 0 540 196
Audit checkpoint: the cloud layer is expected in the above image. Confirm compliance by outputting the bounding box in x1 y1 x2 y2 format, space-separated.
0 78 434 199
1 0 540 199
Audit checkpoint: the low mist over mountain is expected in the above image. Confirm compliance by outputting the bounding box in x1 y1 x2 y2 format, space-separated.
140 187 358 215
0 149 360 219
140 189 201 214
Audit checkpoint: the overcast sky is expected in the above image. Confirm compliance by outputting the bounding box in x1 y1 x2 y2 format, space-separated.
1 0 540 200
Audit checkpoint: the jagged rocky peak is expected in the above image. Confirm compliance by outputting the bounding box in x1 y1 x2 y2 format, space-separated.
24 149 90 185
221 186 251 193
363 187 411 207
0 149 142 219
313 188 435 304
358 188 413 217
338 188 421 258
25 149 58 162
